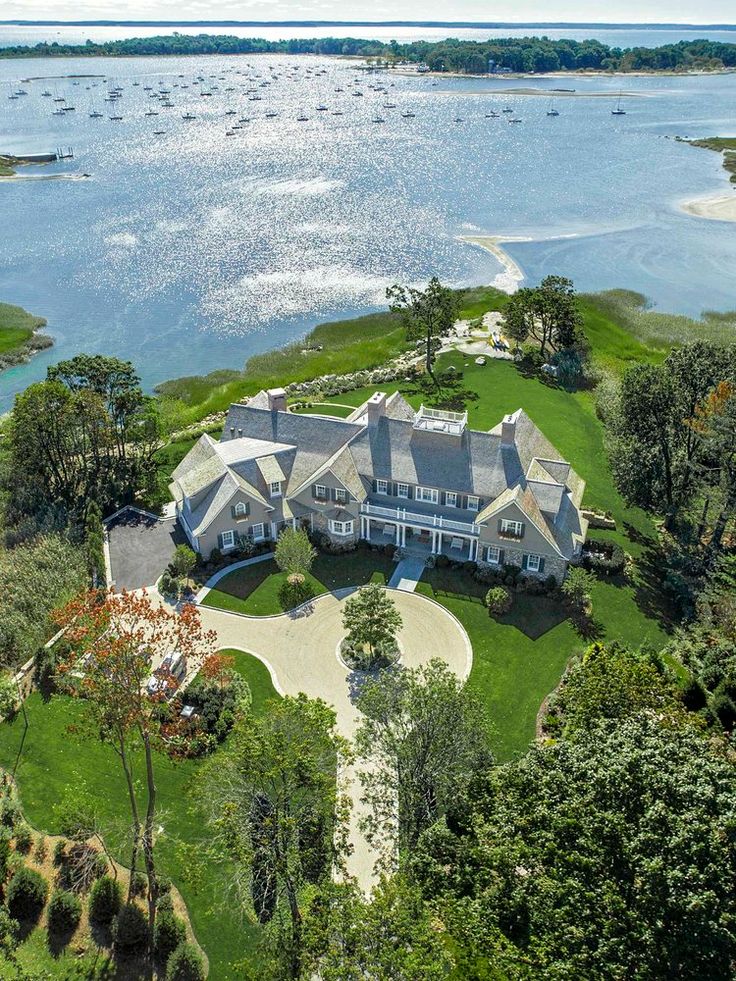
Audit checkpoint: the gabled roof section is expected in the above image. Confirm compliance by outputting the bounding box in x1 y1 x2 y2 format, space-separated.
289 441 366 502
476 485 564 557
171 434 225 500
256 455 286 484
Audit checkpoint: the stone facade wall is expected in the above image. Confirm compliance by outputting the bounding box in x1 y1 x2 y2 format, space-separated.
312 511 360 549
482 544 568 582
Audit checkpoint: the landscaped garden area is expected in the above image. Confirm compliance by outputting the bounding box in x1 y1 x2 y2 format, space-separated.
0 649 279 980
201 549 396 616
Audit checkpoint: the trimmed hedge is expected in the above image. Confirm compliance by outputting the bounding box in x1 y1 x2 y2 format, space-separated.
89 875 122 925
7 866 48 920
48 889 82 934
155 907 187 962
581 538 625 575
114 903 149 957
166 942 206 981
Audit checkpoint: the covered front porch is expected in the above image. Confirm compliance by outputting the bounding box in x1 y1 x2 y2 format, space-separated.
361 515 478 561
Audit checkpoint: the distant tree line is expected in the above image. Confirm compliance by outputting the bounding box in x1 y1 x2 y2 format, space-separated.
2 33 736 72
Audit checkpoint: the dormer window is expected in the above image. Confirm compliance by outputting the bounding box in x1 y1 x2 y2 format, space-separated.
270 481 282 498
467 496 479 512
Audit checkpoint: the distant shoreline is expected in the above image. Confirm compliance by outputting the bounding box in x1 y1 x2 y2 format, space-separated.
2 20 735 29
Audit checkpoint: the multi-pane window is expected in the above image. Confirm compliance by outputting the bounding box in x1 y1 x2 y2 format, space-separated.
251 523 265 541
446 492 458 507
397 483 409 499
486 545 501 564
467 496 480 511
220 530 236 550
329 520 353 536
417 487 438 504
315 484 328 499
270 481 282 497
526 554 541 572
234 501 248 517
376 479 389 494
500 518 524 537
335 488 347 503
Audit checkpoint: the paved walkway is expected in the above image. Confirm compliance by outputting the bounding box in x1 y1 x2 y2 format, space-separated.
194 588 472 891
388 557 427 592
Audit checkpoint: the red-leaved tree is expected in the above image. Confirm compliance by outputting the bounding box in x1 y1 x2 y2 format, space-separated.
53 588 216 961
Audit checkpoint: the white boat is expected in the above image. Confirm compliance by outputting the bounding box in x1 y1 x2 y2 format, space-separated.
611 92 627 115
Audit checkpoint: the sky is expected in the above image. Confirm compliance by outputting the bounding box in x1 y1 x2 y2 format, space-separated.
3 0 735 24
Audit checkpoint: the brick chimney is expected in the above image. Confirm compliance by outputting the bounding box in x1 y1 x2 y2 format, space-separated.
267 388 287 413
367 391 387 427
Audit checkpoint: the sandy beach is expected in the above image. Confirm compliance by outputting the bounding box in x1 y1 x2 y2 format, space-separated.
459 235 529 293
680 193 736 222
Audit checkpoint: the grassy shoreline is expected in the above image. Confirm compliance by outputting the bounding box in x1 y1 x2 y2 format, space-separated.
685 136 736 183
0 300 53 370
153 285 736 436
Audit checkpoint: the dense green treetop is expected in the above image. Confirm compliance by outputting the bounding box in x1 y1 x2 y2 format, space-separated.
2 34 735 73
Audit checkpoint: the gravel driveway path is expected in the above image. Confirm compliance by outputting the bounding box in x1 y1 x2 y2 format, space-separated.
196 588 472 890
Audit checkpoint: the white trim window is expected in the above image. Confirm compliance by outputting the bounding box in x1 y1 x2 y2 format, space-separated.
329 519 354 536
446 492 458 508
220 530 236 551
315 484 328 500
234 501 248 517
335 487 347 503
485 545 501 564
250 522 266 541
376 479 389 494
397 483 409 499
270 480 282 498
417 486 439 504
500 518 524 537
526 553 541 572
467 495 480 512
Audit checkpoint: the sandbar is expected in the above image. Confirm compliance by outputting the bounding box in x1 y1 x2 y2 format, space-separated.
680 193 736 222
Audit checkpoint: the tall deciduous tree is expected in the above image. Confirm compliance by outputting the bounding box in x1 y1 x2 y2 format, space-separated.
53 589 216 964
274 527 317 578
342 584 402 660
605 343 736 529
300 877 454 980
687 381 736 560
356 658 492 859
503 275 585 357
202 694 350 980
386 277 460 390
8 355 161 521
418 716 736 980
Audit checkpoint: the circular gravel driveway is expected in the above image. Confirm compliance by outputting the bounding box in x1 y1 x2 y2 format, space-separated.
196 587 473 888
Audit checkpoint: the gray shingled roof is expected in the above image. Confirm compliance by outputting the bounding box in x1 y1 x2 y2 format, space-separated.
223 403 362 495
347 416 522 498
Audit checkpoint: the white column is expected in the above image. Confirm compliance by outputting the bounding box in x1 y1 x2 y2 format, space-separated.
271 521 278 541
401 525 406 547
291 517 297 529
395 523 400 545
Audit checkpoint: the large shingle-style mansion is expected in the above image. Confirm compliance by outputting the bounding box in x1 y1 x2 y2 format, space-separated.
170 388 589 581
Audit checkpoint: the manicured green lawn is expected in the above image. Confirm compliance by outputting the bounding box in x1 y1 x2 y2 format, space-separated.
292 402 356 418
1 651 280 981
418 565 670 761
203 550 396 617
